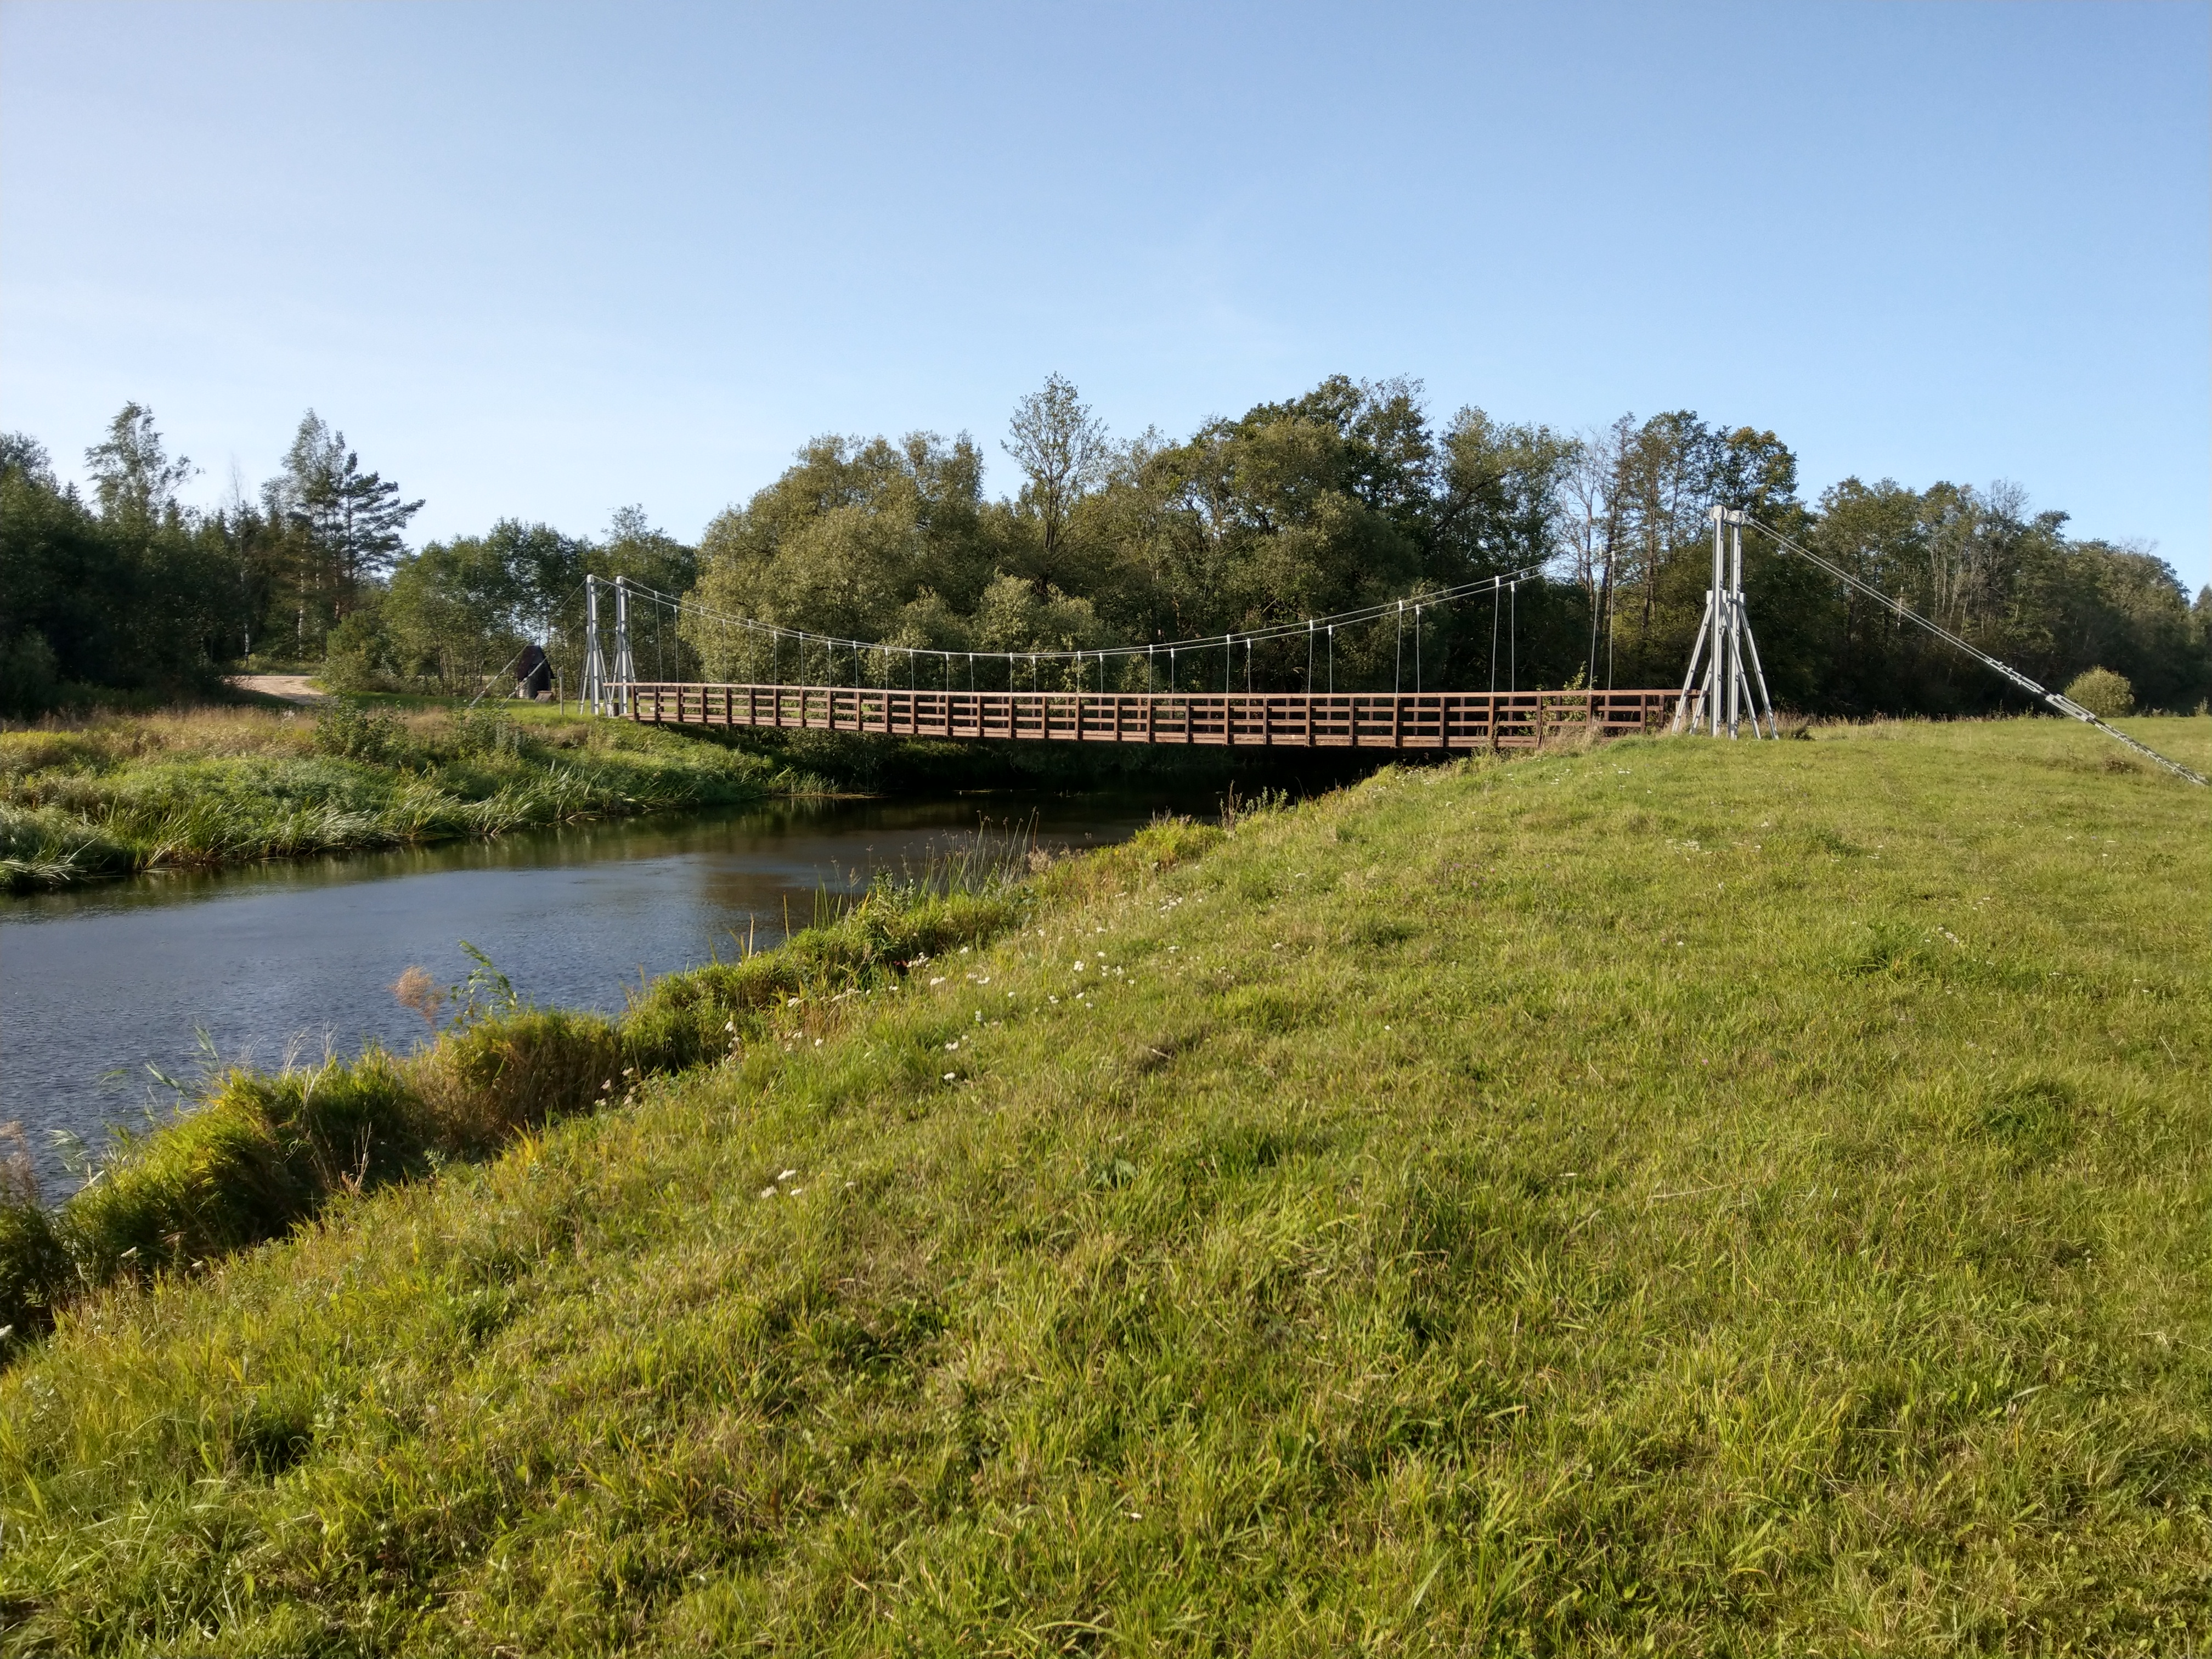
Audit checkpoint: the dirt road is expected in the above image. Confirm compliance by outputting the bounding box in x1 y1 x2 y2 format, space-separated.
225 674 327 704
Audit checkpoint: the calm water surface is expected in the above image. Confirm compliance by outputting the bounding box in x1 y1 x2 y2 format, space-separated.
1 793 1194 1190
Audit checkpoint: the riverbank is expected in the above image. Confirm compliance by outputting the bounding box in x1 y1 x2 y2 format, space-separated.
0 700 828 890
0 789 1185 1194
2 715 2207 1650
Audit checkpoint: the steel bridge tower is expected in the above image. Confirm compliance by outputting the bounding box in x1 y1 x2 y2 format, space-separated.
1674 505 1777 738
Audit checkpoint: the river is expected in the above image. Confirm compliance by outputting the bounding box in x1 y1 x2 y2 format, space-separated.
0 792 1197 1193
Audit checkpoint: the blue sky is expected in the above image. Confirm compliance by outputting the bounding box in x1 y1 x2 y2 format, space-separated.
3 1 2206 587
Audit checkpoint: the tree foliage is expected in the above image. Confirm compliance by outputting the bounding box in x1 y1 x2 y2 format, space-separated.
5 383 2207 719
2 411 236 712
85 404 198 522
1003 373 1109 594
0 405 430 711
673 375 2208 712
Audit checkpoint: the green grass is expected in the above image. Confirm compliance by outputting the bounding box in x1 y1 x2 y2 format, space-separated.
0 701 826 889
1 715 2208 1654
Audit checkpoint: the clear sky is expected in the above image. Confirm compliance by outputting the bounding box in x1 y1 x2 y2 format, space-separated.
3 1 2206 588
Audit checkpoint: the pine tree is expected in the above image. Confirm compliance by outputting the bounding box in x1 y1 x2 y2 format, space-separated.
265 411 423 639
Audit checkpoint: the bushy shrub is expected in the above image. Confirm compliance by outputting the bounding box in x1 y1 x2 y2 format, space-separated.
321 611 390 693
0 1200 67 1348
1124 815 1224 871
623 885 1028 1072
2064 667 2135 718
312 700 407 763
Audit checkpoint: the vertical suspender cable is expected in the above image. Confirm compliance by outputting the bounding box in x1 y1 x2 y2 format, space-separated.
1489 582 1500 695
1587 564 1601 689
1606 566 1616 691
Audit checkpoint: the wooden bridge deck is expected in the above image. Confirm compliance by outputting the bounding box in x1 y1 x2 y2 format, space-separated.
617 684 1681 749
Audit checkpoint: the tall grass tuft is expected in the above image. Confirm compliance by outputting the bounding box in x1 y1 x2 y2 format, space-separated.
0 802 135 886
60 1055 427 1285
0 1127 66 1349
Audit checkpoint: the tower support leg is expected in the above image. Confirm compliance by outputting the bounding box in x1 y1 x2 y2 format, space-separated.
1674 590 1714 734
583 575 607 714
612 578 636 718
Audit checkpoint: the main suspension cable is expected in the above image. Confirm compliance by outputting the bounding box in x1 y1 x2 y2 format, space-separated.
603 560 1550 680
1746 517 2206 786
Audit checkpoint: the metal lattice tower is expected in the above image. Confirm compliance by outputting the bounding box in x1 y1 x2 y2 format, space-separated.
1674 505 1777 738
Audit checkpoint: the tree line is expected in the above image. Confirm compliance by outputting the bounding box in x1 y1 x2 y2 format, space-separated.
1 406 419 711
4 379 2207 719
0 407 688 712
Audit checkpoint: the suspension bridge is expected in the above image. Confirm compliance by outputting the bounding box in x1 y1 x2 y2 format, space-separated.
573 560 1691 753
549 511 2203 782
613 684 1679 751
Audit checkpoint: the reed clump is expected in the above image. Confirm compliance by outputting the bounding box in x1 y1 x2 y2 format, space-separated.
0 700 824 890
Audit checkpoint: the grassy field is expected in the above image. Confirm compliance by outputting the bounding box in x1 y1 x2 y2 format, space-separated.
0 699 823 889
0 715 2206 1655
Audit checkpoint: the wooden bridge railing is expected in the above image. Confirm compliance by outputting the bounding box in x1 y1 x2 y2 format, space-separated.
614 684 1681 749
